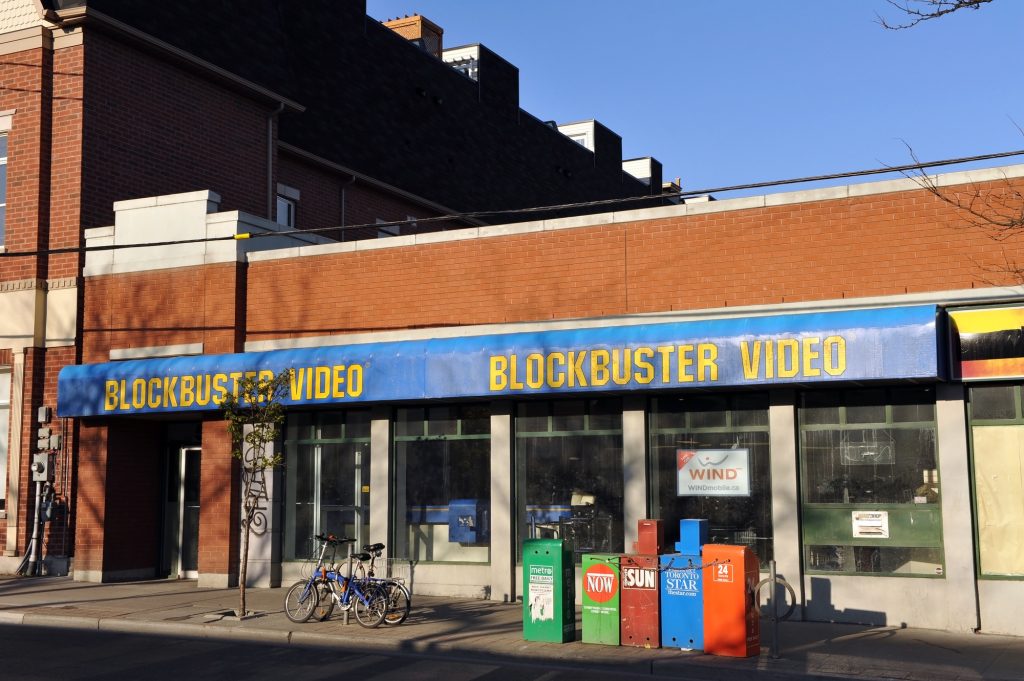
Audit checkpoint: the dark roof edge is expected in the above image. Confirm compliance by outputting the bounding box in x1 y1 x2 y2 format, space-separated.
52 5 305 113
278 141 485 226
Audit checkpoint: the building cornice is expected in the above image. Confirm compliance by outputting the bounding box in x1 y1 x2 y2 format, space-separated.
249 162 1024 264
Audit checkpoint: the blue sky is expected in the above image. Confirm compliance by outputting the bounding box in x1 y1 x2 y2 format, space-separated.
366 1 1024 197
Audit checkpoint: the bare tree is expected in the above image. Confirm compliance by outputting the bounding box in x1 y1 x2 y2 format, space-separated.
877 0 994 29
220 369 292 617
898 142 1024 239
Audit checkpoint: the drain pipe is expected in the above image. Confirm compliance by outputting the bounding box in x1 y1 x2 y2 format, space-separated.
339 174 356 241
267 101 285 220
23 480 44 576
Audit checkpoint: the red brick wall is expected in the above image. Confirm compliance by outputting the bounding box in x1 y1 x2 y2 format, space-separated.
199 417 239 579
277 152 462 241
80 31 272 228
0 46 52 281
83 262 245 362
245 178 1024 341
74 420 108 573
47 44 86 280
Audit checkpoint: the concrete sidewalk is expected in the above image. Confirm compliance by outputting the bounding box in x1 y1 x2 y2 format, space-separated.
1 576 1022 681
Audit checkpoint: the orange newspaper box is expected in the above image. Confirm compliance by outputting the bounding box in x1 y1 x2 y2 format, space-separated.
702 544 760 657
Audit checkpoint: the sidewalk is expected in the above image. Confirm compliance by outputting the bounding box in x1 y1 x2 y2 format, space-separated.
1 576 1022 681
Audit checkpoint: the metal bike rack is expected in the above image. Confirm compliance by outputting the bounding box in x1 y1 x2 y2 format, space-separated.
754 560 797 659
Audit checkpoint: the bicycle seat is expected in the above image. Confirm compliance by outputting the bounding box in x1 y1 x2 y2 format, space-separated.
362 542 385 553
354 552 372 562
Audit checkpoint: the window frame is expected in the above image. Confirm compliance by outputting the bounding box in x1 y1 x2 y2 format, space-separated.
798 386 944 578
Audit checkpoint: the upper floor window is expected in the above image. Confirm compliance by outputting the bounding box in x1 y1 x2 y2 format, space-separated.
275 183 299 229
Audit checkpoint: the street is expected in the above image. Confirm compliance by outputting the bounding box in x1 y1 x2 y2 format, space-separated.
0 624 683 681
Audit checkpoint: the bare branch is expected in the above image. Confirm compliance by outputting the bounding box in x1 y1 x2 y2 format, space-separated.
877 0 993 30
891 140 1024 240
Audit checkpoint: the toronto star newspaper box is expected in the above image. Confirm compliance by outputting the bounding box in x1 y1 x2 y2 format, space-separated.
523 538 575 643
582 553 621 645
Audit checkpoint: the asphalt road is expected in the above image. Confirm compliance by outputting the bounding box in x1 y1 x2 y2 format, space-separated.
0 624 696 681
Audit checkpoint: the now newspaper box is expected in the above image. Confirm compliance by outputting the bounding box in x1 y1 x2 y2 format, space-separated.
582 553 621 645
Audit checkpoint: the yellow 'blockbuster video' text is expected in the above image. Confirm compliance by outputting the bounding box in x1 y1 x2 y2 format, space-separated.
103 364 364 411
488 337 846 391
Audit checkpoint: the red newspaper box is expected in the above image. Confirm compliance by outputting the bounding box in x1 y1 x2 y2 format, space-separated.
702 544 760 657
633 519 665 555
620 554 660 648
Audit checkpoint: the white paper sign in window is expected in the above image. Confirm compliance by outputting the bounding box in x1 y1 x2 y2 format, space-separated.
852 510 890 539
677 448 751 497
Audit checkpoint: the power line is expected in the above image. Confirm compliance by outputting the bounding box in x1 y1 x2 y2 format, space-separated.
3 148 1023 259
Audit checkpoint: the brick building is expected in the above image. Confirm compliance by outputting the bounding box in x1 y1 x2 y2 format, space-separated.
8 0 1024 640
0 0 663 577
57 162 1024 637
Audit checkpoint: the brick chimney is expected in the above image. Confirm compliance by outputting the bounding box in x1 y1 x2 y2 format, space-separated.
383 15 444 58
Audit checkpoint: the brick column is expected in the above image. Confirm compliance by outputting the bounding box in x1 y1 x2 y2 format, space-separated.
198 417 240 588
74 419 161 582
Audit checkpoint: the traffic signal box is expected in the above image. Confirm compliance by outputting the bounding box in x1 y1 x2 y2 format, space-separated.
702 544 760 657
523 538 575 643
581 553 621 645
660 519 708 650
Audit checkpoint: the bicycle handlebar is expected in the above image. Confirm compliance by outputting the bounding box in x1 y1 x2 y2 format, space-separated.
315 534 356 544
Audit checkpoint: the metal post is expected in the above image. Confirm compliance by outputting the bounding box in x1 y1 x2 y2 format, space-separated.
344 543 352 626
26 481 43 576
769 559 780 659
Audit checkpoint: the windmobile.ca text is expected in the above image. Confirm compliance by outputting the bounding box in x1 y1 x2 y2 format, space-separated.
685 485 741 491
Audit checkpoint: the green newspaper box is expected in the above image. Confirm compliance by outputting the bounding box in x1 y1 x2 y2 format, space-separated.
582 553 620 645
523 538 575 643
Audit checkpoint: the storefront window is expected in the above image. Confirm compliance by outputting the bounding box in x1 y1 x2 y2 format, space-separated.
969 383 1024 577
516 398 623 562
393 404 491 563
799 387 943 577
0 369 9 512
649 393 772 565
283 410 371 560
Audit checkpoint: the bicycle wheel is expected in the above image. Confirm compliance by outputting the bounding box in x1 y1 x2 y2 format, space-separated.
314 580 336 621
284 579 319 623
383 581 411 625
354 585 388 628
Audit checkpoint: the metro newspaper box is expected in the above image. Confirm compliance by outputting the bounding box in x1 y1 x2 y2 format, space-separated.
660 553 703 650
620 554 660 648
702 544 760 657
523 538 575 643
581 553 620 645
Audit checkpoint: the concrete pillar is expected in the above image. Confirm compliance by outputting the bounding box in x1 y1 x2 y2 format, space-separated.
4 351 25 557
369 406 391 551
936 383 980 632
489 402 513 602
239 429 281 588
622 396 647 551
769 390 803 612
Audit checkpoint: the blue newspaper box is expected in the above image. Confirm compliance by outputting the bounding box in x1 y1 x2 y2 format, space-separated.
676 519 708 554
449 499 489 543
660 552 704 650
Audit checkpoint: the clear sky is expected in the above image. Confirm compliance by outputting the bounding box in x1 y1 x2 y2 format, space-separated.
366 0 1024 198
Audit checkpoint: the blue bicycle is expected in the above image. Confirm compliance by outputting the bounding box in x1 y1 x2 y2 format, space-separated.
283 534 389 628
